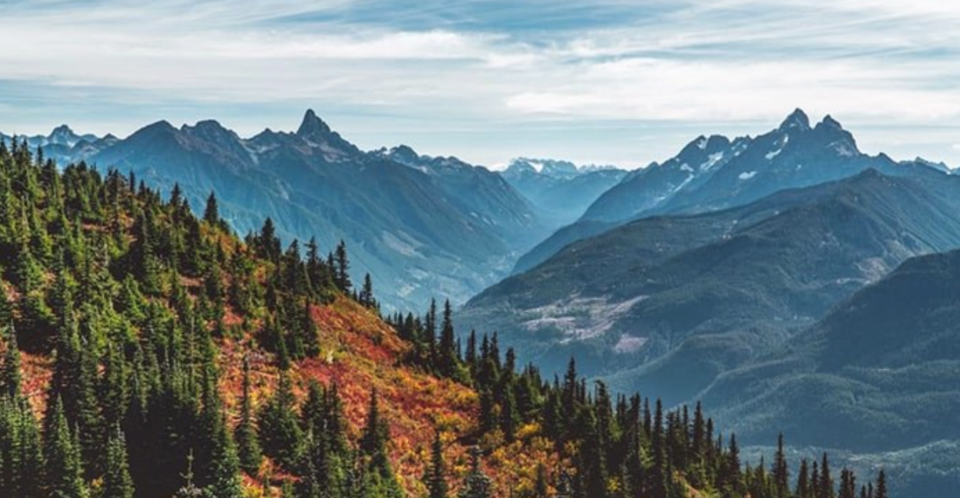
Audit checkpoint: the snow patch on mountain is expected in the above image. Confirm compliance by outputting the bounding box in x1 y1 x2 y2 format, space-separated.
702 152 726 171
521 295 648 342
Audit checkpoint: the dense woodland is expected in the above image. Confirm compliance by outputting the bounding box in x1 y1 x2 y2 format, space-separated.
0 138 888 498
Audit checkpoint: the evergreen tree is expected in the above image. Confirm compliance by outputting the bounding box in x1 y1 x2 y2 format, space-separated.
235 356 262 475
44 396 89 498
359 390 402 498
875 470 887 498
334 240 351 292
1 326 21 398
258 371 302 471
203 191 220 226
819 453 835 498
796 459 811 498
425 429 448 498
458 447 491 498
437 300 459 379
103 427 135 498
359 274 375 308
773 433 789 498
203 410 243 498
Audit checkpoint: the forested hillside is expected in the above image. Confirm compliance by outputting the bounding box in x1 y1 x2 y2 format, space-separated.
0 138 885 497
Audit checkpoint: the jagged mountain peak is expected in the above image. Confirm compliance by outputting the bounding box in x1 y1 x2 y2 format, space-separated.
50 123 75 136
291 109 361 160
780 108 812 131
504 158 604 180
819 114 844 130
385 144 421 165
182 119 242 145
678 134 732 158
297 108 333 138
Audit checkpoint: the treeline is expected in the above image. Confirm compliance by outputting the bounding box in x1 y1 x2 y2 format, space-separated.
389 303 890 498
0 137 888 498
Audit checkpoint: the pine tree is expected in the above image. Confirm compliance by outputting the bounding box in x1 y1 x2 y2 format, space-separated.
258 370 302 471
1 326 21 398
334 240 351 292
235 356 262 475
203 191 220 226
0 395 43 497
103 427 135 498
773 433 789 498
575 409 608 498
458 447 491 498
44 396 89 498
425 430 448 498
203 410 243 498
875 470 887 498
359 390 402 498
796 459 811 498
359 274 374 308
437 300 459 380
819 453 835 498
76 344 107 478
258 218 281 263
360 390 387 458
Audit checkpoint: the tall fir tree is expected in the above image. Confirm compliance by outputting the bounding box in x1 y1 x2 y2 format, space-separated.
425 429 448 498
44 396 89 498
236 355 262 475
103 427 135 498
458 447 491 498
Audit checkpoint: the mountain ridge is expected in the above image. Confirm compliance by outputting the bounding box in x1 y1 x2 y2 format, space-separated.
515 109 926 274
3 110 547 312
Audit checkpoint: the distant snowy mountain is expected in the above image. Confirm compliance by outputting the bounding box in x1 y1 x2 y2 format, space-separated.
500 157 626 227
0 125 106 165
515 109 947 272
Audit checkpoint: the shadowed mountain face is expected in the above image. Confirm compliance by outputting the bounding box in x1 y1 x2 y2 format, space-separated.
27 110 547 312
514 110 908 274
499 158 627 227
458 167 960 406
702 247 960 498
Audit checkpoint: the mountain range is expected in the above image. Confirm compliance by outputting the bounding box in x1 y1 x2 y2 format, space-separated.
459 165 960 397
513 109 930 273
3 111 613 312
500 158 627 227
8 108 960 496
458 110 960 497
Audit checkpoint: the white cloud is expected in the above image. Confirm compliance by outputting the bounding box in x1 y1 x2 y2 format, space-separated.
2 0 960 167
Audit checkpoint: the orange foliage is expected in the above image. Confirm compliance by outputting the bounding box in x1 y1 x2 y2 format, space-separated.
215 297 559 497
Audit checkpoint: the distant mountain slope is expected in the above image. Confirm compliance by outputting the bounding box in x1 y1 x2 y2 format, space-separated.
701 247 960 498
705 246 960 450
500 158 626 227
75 110 545 312
376 146 546 248
459 169 960 407
516 110 907 273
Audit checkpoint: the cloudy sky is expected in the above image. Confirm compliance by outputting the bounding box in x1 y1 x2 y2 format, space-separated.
1 0 959 168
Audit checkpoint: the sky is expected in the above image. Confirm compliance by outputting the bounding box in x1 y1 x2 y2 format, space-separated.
1 0 960 169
